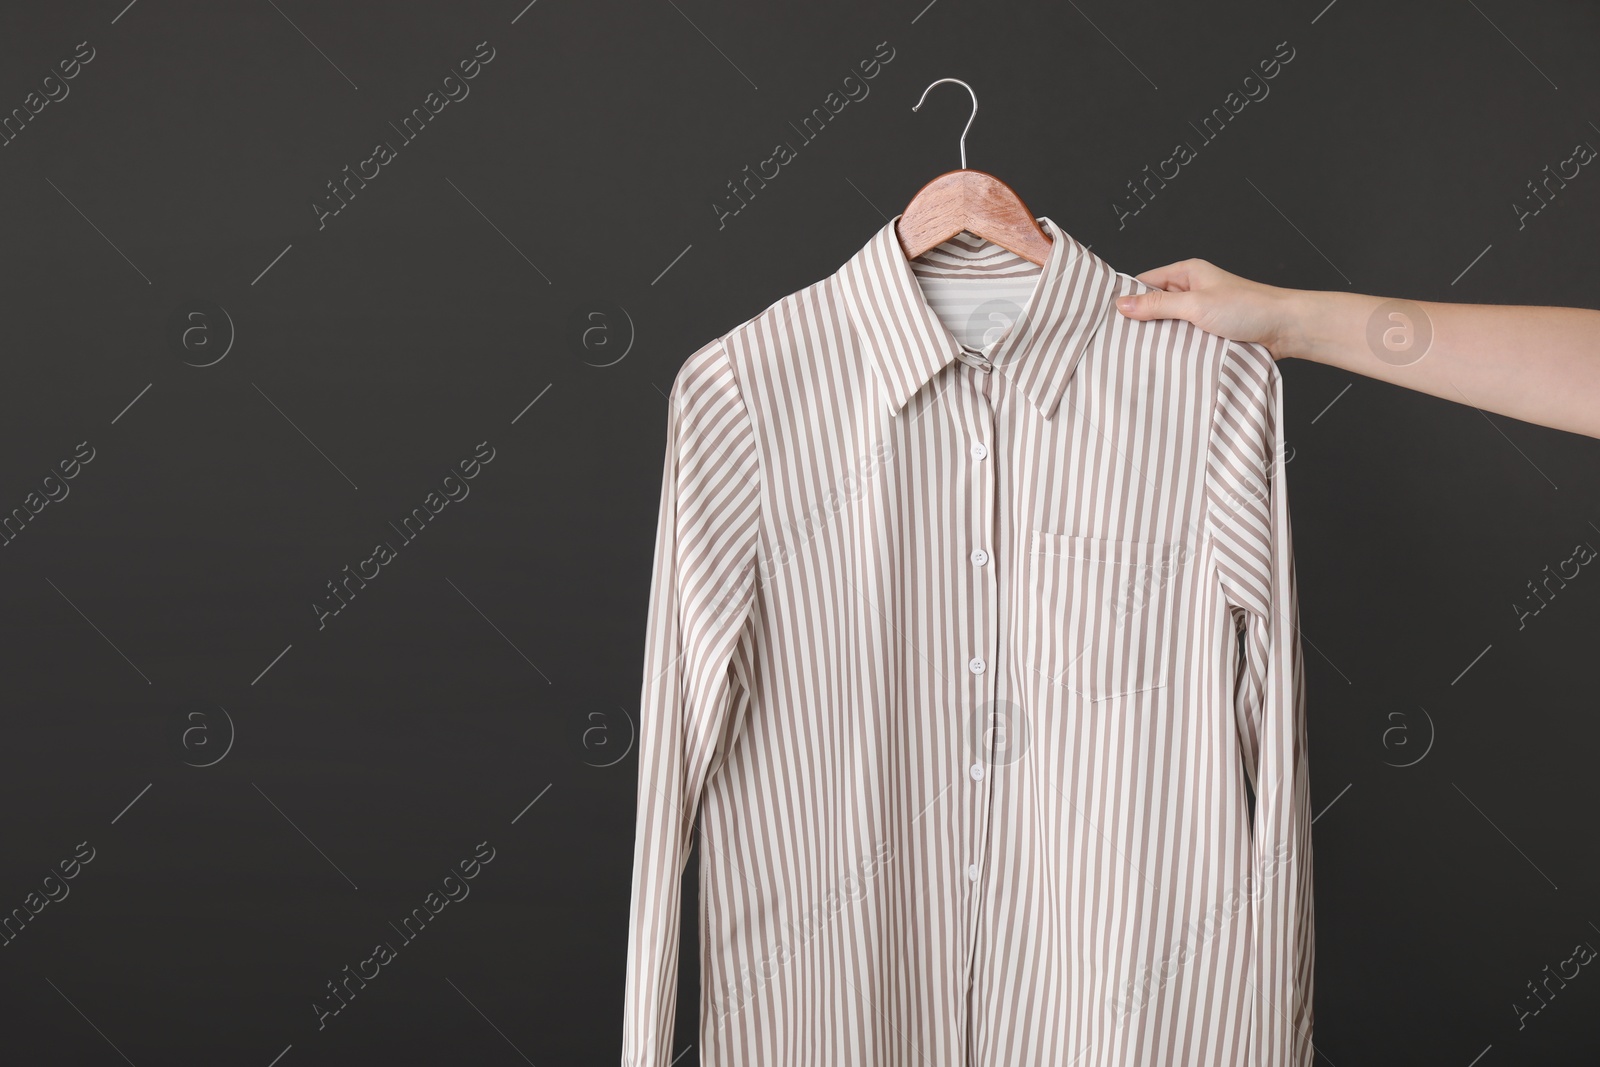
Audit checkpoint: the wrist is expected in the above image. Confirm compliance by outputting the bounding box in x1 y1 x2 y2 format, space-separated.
1265 286 1317 362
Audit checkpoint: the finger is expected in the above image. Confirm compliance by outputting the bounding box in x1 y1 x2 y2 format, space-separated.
1114 287 1200 323
1132 260 1196 292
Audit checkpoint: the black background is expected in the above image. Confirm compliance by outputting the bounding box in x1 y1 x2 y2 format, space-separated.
1 1 1597 1064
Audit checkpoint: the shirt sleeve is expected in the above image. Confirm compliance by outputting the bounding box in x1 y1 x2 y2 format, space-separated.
621 339 763 1067
1203 341 1315 1067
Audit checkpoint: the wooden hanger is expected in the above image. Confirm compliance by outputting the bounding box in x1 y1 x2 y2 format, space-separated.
897 78 1054 267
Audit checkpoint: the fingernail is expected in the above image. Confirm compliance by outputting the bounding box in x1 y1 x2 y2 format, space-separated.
1115 295 1135 312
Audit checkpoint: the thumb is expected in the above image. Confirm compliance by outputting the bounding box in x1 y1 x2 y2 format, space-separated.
1114 287 1200 324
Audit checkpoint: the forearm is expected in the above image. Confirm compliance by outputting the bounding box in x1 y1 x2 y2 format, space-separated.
1274 289 1600 440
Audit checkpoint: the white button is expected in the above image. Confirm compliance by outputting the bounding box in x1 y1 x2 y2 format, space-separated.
967 863 980 881
970 549 989 566
968 657 986 675
969 763 985 781
970 442 988 461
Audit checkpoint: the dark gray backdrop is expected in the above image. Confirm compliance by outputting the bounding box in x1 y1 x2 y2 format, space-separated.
1 1 1597 1064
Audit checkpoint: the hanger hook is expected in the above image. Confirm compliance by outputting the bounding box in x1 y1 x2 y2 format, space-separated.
912 77 976 171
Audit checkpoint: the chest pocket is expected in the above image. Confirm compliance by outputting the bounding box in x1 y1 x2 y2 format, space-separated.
1026 531 1186 704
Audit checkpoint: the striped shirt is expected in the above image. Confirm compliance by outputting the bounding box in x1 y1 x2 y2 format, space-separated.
622 214 1313 1066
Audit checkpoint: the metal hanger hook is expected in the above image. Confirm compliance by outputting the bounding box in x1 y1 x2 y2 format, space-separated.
912 78 976 171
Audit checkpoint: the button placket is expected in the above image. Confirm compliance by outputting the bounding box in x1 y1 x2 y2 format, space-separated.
934 355 1006 1049
958 355 1004 1034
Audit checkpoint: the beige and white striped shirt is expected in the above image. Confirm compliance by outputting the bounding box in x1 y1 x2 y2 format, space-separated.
623 214 1313 1066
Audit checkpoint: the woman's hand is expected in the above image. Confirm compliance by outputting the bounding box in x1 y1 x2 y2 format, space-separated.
1111 257 1600 439
1114 258 1301 359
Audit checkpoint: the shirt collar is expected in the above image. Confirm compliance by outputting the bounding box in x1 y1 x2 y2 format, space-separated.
837 213 1121 420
